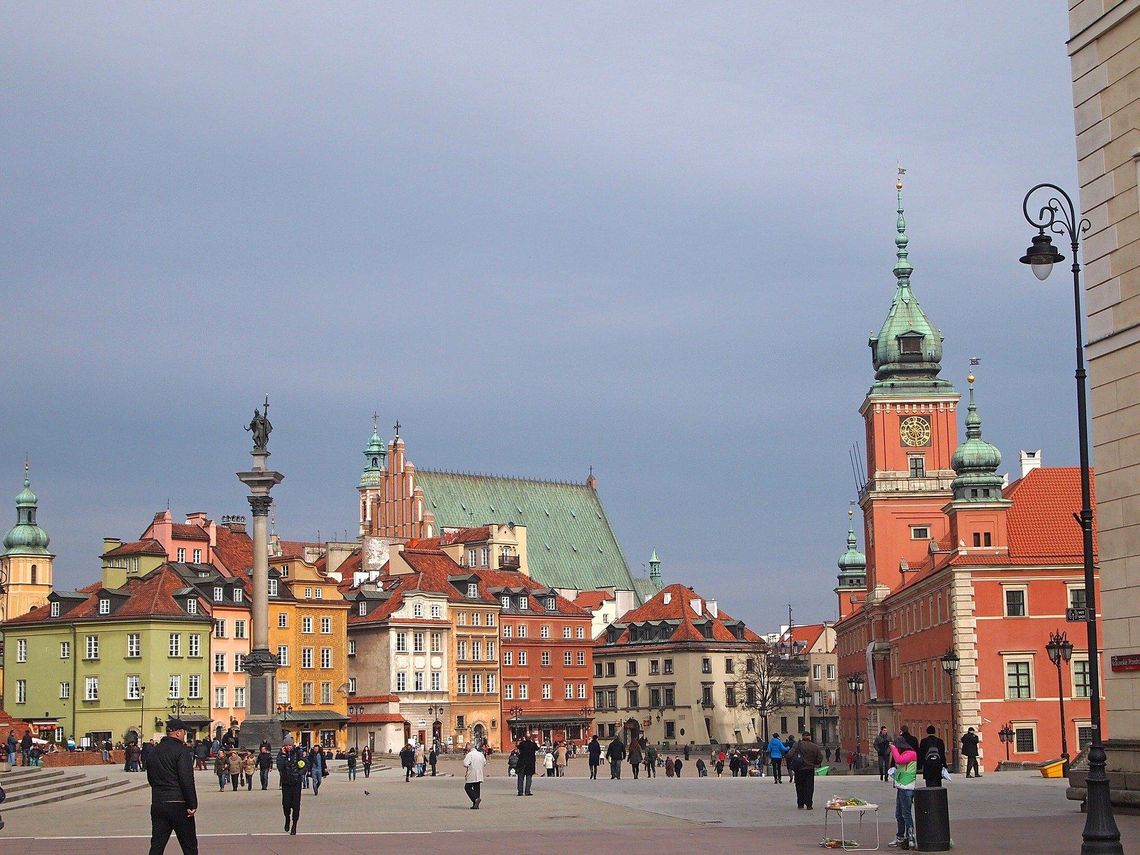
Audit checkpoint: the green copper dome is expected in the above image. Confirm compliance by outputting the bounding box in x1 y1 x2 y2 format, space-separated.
837 527 866 574
868 181 948 385
3 467 51 556
951 383 1004 500
359 421 387 488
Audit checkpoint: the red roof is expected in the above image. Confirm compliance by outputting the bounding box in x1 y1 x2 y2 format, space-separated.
473 567 590 616
781 623 826 648
605 583 760 644
102 539 166 558
439 526 491 545
354 713 406 725
1004 467 1097 562
212 524 254 579
574 590 615 611
169 524 210 542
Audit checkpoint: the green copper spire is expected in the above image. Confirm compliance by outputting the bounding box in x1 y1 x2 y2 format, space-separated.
868 169 951 390
648 549 662 587
359 412 387 488
836 507 866 589
951 374 1005 501
3 462 51 556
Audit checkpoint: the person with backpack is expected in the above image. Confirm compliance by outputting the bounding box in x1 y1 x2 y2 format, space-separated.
787 732 824 810
888 734 918 849
276 736 306 835
644 743 657 778
767 732 786 783
918 725 947 788
874 726 892 781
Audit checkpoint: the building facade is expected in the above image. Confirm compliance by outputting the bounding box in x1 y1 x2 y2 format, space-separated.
1068 0 1140 807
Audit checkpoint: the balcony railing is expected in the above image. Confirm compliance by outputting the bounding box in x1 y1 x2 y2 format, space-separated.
499 555 521 570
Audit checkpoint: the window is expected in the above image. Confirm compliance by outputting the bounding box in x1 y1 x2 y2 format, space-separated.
193 549 201 563
98 598 110 615
649 686 661 707
594 661 602 677
473 673 483 693
565 682 574 699
472 640 482 659
304 587 312 599
413 602 423 618
504 651 514 666
519 683 528 699
467 583 478 599
215 653 227 673
627 687 639 707
85 677 99 701
518 651 528 666
215 687 226 708
605 661 615 677
1006 660 1033 699
84 634 99 659
277 681 290 704
909 457 926 478
1069 587 1088 611
664 659 674 675
302 617 313 634
50 601 60 617
15 679 26 704
563 626 572 639
396 672 407 692
235 653 244 672
519 596 529 611
457 641 468 661
321 682 332 704
503 625 512 639
15 639 27 663
487 612 495 626
537 650 548 666
348 639 356 656
1073 659 1091 698
627 660 638 676
214 620 226 638
277 645 289 667
518 624 527 638
481 546 490 566
542 683 553 701
564 651 573 666
505 683 514 700
414 632 425 653
177 548 186 562
701 658 712 674
321 648 332 669
396 632 408 653
540 625 550 639
359 602 367 616
234 588 243 603
235 620 247 639
302 682 314 704
431 633 442 653
488 641 495 659
457 674 467 694
168 634 181 657
911 525 930 540
214 586 224 602
701 685 713 706
457 612 467 626
321 617 331 634
186 674 199 699
186 598 198 615
1014 726 1036 753
1004 587 1027 617
278 612 288 628
431 671 442 691
168 675 181 699
501 595 511 609
1077 725 1094 750
59 681 70 699
813 664 822 679
302 648 314 669
60 640 71 659
648 659 660 676
576 626 584 639
827 664 837 679
546 597 556 610
347 677 356 695
664 686 675 707
726 685 737 707
232 686 246 709
269 578 279 597
315 588 323 600
188 634 201 657
467 548 477 567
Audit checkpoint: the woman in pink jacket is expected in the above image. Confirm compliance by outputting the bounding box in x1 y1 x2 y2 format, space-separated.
889 736 918 848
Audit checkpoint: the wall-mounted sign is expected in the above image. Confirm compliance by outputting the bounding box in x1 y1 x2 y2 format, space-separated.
1110 653 1140 672
1067 607 1089 623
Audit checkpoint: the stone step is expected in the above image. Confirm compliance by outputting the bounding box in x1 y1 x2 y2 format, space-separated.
0 769 69 792
3 771 103 803
4 776 142 810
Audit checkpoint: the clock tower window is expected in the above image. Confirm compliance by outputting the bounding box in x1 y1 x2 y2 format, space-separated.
908 456 926 478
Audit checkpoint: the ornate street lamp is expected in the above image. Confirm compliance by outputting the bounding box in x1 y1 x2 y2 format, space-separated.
1020 183 1121 855
348 704 364 752
1046 629 1075 775
847 673 864 769
940 648 960 773
999 722 1015 763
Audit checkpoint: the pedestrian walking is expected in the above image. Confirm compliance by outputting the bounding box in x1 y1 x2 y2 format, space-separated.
606 735 625 780
226 750 243 791
628 740 642 780
787 732 824 810
768 732 786 783
257 745 272 790
276 736 306 835
673 757 683 777
361 745 372 778
429 744 438 776
347 746 358 780
463 742 486 809
5 731 15 768
665 755 674 777
414 743 425 777
587 734 601 780
889 734 918 848
645 743 657 778
696 758 707 777
515 733 538 796
214 752 228 791
961 727 980 778
242 751 255 791
307 745 325 795
874 726 892 781
543 748 555 777
146 718 198 855
554 742 565 777
918 726 947 788
400 742 415 781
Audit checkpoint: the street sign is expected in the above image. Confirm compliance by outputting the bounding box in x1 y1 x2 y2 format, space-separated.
1066 607 1089 622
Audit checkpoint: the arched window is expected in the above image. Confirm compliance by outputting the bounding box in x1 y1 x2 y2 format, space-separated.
30 565 37 585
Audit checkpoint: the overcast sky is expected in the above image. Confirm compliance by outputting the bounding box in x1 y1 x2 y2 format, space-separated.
1 3 1080 632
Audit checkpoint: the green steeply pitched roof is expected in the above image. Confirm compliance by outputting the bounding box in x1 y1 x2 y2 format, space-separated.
413 470 639 595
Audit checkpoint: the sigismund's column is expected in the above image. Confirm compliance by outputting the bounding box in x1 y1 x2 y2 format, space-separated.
237 401 284 749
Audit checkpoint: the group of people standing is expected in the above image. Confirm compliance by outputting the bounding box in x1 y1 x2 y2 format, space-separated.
398 741 436 780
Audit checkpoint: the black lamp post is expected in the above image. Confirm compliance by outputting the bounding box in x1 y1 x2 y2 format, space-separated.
1046 629 1075 776
940 648 960 773
509 705 525 741
794 680 809 736
999 722 1015 763
847 673 864 769
348 704 364 751
1020 182 1121 855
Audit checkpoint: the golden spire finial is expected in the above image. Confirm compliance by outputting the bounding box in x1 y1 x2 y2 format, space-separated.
896 162 906 191
968 356 980 386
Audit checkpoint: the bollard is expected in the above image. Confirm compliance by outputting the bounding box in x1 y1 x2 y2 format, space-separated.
913 786 951 851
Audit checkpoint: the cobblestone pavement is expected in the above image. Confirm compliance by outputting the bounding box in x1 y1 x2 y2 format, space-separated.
0 758 1135 854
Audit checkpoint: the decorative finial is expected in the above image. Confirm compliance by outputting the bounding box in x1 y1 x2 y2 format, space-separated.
968 356 979 387
372 411 379 433
23 456 30 488
893 165 912 282
393 419 401 438
897 162 906 191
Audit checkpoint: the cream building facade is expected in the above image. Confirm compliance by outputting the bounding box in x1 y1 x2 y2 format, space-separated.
1069 0 1140 808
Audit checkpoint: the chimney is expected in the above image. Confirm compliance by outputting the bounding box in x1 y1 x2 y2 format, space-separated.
186 512 208 525
221 515 247 534
1020 450 1042 479
102 537 122 555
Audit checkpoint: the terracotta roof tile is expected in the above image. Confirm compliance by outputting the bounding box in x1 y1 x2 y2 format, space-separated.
101 539 167 558
212 524 254 579
170 524 210 542
1004 467 1097 562
604 583 760 644
573 590 615 610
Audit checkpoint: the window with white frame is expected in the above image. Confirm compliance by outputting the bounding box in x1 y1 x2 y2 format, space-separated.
502 625 512 639
186 598 198 615
576 625 584 639
487 673 496 693
1014 724 1036 753
472 611 481 626
15 679 26 704
98 598 110 615
519 596 529 610
304 587 312 599
321 617 331 634
320 648 332 669
234 588 243 603
321 682 332 704
59 681 70 699
457 612 467 626
169 634 181 657
188 634 201 657
235 620 247 639
215 687 226 708
168 675 181 699
215 653 226 673
501 595 511 609
577 650 585 666
518 683 528 699
518 624 527 638
348 639 356 656
563 626 571 639
302 682 314 704
457 641 467 661
278 611 287 628
431 671 441 691
488 640 495 659
565 682 574 699
577 682 586 699
60 640 71 659
1006 658 1033 699
50 601 60 617
301 648 314 669
269 578 279 597
473 673 482 693
188 674 201 699
277 645 289 667
1073 658 1091 698
481 546 490 566
347 677 356 694
359 602 367 616
85 634 99 659
504 683 514 700
396 632 407 652
540 625 550 639
193 549 201 563
302 617 313 634
214 620 226 638
431 632 442 653
467 548 477 567
85 676 99 701
504 651 513 666
472 640 482 660
541 651 551 666
430 603 442 619
214 586 224 602
177 548 186 562
1004 586 1027 617
277 682 290 704
518 651 527 666
457 673 467 694
414 632 425 653
486 612 495 626
564 651 572 666
234 686 246 708
15 639 27 663
413 602 423 618
396 672 407 692
467 582 478 598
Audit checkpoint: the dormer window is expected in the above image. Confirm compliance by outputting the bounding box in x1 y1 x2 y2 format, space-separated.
50 601 60 617
279 566 289 578
268 578 279 597
899 334 923 354
213 586 224 602
234 588 243 603
500 595 510 609
546 597 556 611
519 596 529 610
98 598 110 615
466 582 478 598
467 548 477 567
358 602 367 616
186 598 197 615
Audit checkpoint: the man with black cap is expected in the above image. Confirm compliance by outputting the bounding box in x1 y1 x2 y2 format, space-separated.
276 735 306 835
147 718 198 855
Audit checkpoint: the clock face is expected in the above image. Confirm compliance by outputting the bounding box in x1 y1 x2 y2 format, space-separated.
900 415 931 447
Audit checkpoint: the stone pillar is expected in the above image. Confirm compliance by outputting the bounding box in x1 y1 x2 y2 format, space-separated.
237 449 283 750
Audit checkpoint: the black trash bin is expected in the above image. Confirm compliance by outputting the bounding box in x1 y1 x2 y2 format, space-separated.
913 786 951 851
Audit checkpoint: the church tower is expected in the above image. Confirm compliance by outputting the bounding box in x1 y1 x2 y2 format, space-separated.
358 415 387 536
836 508 868 620
859 174 960 594
1 464 55 621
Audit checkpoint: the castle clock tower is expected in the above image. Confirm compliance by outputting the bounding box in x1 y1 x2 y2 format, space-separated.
859 175 960 594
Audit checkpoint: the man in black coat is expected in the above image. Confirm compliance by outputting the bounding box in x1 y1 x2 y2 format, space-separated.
276 736 306 835
147 719 198 855
918 725 947 787
899 724 920 752
606 736 626 780
587 735 602 780
961 727 981 778
515 733 538 796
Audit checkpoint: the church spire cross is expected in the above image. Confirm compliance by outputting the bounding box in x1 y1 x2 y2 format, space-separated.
393 420 401 438
372 411 379 433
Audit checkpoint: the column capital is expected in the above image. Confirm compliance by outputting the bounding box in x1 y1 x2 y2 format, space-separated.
247 495 273 517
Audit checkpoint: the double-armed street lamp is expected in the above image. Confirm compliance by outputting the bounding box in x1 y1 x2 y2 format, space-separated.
1019 183 1121 855
940 648 959 772
1046 630 1075 775
847 673 864 769
348 704 365 751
